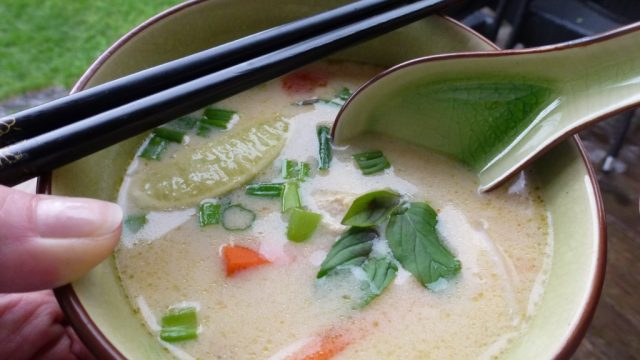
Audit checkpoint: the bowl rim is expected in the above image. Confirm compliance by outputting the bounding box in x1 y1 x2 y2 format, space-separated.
42 1 606 359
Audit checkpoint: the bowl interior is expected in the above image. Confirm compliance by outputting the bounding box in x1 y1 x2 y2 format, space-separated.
51 0 603 358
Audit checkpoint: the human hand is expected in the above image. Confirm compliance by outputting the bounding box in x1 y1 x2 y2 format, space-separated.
0 185 122 359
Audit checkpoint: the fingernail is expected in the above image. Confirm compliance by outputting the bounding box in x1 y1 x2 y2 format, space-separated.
36 196 122 238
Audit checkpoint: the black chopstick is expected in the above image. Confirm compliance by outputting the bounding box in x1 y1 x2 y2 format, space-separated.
0 0 456 186
0 0 402 148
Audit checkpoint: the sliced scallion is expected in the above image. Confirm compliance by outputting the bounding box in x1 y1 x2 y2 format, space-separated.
317 126 332 170
353 150 391 175
153 127 185 143
198 202 221 227
124 214 147 233
245 183 285 197
139 135 169 160
201 107 236 129
287 208 322 243
221 204 256 231
159 306 198 343
283 159 310 181
282 181 301 212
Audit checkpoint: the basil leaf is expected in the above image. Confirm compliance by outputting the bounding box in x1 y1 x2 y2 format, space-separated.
317 227 377 278
386 202 460 288
360 257 397 306
341 190 401 227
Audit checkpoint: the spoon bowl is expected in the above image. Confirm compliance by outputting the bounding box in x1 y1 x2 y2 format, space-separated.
334 21 640 191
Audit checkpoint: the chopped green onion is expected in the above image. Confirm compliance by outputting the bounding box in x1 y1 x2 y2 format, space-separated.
317 126 332 170
283 160 310 181
196 122 214 137
353 150 391 175
198 202 221 227
201 107 236 129
282 181 301 212
139 135 169 160
287 208 322 243
336 87 352 102
221 204 256 231
160 306 198 343
153 127 185 143
124 214 147 233
246 183 285 197
166 116 198 131
324 87 352 106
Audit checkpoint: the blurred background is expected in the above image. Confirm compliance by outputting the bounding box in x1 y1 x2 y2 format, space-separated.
0 1 637 359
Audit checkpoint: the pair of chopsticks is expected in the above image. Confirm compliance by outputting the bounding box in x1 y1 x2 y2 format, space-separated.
0 0 457 187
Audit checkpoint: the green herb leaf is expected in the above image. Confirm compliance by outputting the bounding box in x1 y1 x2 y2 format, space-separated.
317 126 332 170
160 306 198 343
153 127 185 143
198 202 221 227
201 107 236 129
360 257 397 306
124 214 147 233
317 227 377 278
282 181 302 212
139 135 169 160
341 189 401 227
282 159 310 181
221 204 256 231
386 202 461 288
287 208 322 243
353 150 391 175
245 183 285 197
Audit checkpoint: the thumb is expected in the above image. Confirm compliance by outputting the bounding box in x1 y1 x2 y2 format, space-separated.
0 185 122 292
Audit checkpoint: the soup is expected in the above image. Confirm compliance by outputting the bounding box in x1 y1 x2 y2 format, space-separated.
115 61 552 359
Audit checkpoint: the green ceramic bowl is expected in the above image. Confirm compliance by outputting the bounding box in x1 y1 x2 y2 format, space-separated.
49 0 605 359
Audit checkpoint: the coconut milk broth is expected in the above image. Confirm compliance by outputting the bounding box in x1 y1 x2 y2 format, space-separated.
115 62 552 359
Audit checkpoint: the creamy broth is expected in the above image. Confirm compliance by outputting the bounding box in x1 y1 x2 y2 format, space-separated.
115 62 552 360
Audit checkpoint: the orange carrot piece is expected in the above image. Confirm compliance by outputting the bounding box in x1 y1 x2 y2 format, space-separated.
287 328 352 360
222 245 270 276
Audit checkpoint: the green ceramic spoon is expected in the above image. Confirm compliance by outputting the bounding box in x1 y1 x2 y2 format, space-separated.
333 22 640 191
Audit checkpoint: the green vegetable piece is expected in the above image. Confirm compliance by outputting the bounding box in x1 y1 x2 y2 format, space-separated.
131 118 288 209
360 257 398 306
317 126 332 170
324 87 352 106
282 181 302 212
198 202 221 227
317 227 377 278
166 116 198 131
245 183 285 197
153 127 185 143
287 208 322 243
341 189 401 227
386 202 461 288
353 150 391 175
221 204 256 231
336 87 352 102
282 159 310 181
124 214 147 233
160 306 198 343
201 107 236 129
139 135 169 160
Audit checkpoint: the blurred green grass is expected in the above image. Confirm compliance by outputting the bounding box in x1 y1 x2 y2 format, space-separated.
0 0 182 100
